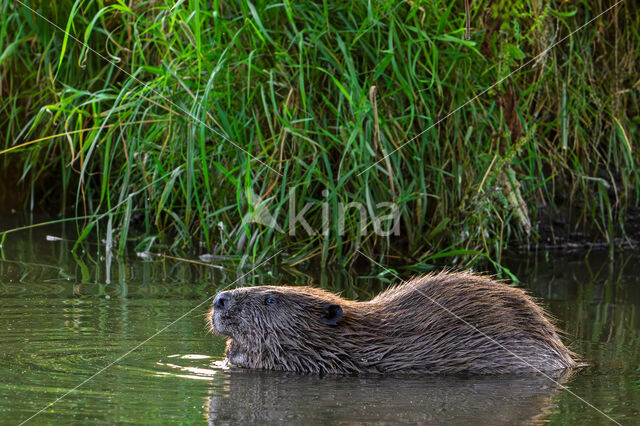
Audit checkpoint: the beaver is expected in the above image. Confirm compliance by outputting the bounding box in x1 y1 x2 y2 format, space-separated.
208 271 577 375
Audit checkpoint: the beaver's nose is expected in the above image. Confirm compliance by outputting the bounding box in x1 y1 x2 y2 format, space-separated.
213 292 233 310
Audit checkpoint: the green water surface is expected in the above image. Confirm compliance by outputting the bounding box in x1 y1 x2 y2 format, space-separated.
0 225 638 424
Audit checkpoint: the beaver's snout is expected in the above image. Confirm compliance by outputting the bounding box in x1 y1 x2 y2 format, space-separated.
214 291 233 310
210 291 236 336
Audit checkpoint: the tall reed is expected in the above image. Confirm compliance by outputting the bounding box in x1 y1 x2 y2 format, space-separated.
0 0 638 268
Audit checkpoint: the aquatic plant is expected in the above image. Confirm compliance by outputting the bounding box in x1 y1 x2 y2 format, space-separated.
0 0 638 268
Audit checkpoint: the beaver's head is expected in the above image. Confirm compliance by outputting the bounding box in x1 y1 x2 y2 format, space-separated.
208 286 353 373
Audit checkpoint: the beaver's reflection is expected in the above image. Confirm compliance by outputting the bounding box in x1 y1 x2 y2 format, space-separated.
205 369 573 424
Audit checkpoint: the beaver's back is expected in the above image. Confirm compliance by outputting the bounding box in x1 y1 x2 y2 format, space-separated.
355 272 576 374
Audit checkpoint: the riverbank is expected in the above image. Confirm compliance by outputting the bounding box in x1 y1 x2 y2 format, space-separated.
1 0 638 268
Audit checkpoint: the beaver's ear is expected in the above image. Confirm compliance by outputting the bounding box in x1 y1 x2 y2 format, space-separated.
322 304 343 326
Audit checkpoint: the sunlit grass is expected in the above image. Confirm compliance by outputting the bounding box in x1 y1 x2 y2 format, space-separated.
0 0 638 269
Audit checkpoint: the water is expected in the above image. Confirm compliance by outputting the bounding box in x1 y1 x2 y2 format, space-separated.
0 224 638 424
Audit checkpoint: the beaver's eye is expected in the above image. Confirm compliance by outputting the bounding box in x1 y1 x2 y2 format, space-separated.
265 297 277 306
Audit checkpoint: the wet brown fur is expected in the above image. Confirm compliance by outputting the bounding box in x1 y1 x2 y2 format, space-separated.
208 271 577 375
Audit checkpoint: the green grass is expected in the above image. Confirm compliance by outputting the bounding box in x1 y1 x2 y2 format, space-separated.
0 0 638 269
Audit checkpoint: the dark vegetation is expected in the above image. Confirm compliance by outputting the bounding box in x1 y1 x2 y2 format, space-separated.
0 0 638 269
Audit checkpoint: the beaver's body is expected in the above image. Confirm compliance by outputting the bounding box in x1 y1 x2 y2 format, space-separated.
209 272 577 375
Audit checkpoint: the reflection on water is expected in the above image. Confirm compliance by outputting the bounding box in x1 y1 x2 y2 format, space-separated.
0 223 638 424
205 370 572 424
